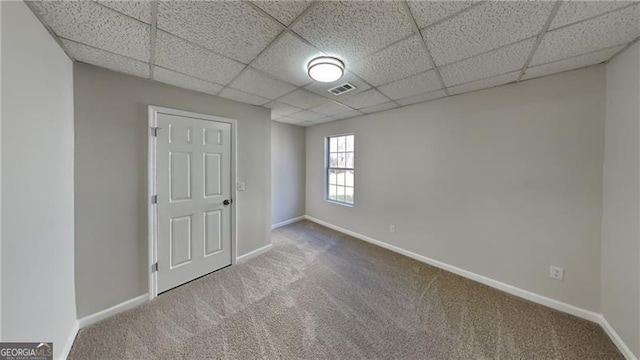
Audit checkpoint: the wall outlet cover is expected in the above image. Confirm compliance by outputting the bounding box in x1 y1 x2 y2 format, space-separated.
549 265 564 281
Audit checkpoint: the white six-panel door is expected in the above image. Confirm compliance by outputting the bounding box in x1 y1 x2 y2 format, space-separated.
155 112 232 293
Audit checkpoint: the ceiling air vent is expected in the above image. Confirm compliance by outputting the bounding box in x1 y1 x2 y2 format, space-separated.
328 82 357 96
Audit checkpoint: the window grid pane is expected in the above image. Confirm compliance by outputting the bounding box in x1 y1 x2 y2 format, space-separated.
326 135 354 205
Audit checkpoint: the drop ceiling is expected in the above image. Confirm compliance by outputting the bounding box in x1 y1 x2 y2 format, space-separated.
27 1 640 127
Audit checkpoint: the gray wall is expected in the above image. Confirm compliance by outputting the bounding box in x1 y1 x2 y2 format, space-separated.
271 122 306 226
306 66 605 312
73 63 271 318
602 42 640 358
1 2 77 358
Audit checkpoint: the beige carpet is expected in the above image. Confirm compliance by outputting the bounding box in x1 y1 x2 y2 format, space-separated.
69 220 622 359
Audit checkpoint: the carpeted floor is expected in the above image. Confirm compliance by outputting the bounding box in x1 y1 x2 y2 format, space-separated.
69 220 622 359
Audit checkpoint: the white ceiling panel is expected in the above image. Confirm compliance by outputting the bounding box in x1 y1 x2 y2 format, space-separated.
524 46 624 81
96 1 152 24
304 71 371 100
229 68 296 100
338 89 390 109
550 1 635 30
378 70 441 100
310 117 337 124
275 117 304 125
424 1 553 66
350 35 433 86
289 110 324 121
440 38 534 87
251 0 313 26
395 89 448 106
271 112 283 120
219 88 270 106
309 102 354 116
154 67 223 96
155 31 244 85
332 110 364 120
532 5 640 66
448 71 520 96
263 101 303 116
360 102 399 114
278 89 329 109
252 33 321 86
291 1 414 60
28 1 150 61
157 1 282 63
62 39 149 79
407 1 477 29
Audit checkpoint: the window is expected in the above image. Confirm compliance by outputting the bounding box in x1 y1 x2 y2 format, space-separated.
326 134 354 205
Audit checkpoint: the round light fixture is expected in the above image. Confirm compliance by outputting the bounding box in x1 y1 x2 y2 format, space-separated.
307 57 344 83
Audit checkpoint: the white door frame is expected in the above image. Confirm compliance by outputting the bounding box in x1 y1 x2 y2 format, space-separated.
147 105 238 300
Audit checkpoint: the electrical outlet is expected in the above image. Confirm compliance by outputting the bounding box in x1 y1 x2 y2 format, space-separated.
237 181 245 191
389 224 396 234
549 265 564 281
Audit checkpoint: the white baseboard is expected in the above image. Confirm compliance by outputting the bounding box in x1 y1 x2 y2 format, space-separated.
597 314 638 360
304 215 600 322
305 215 638 359
271 216 305 230
236 243 273 263
78 294 148 329
59 320 79 360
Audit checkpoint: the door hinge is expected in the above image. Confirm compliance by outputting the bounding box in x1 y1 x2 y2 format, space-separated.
151 195 158 204
152 262 158 272
151 127 161 137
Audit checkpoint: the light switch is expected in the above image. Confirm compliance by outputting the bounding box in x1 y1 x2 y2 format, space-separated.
237 181 246 191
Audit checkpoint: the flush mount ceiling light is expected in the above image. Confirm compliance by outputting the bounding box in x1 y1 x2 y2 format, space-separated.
307 57 345 83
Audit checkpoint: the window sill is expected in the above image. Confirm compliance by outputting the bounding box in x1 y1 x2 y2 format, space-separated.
325 199 354 208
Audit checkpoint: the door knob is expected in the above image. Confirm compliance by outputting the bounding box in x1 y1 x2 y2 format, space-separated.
223 199 232 206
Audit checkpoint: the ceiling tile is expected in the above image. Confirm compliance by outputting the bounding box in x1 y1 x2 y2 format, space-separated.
448 71 520 95
278 89 329 109
154 67 223 96
407 1 477 29
96 1 152 23
28 1 150 61
350 35 432 86
378 70 441 100
524 46 624 81
304 71 371 100
309 102 354 116
360 102 399 115
440 38 534 87
263 101 303 116
291 1 414 60
61 39 149 78
531 5 640 66
310 117 337 124
251 0 313 26
252 33 321 86
395 89 448 106
229 68 296 100
271 112 283 120
424 1 553 66
219 88 270 106
550 1 635 30
332 110 363 121
289 110 324 121
338 89 389 109
157 1 282 63
275 117 304 125
155 31 244 85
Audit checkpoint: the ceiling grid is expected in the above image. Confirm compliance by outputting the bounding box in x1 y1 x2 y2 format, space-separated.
25 0 640 126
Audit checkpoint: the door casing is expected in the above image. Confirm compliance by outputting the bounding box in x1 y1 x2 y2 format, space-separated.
147 105 237 299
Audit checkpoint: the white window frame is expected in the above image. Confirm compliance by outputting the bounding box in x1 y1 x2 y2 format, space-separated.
325 133 355 207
